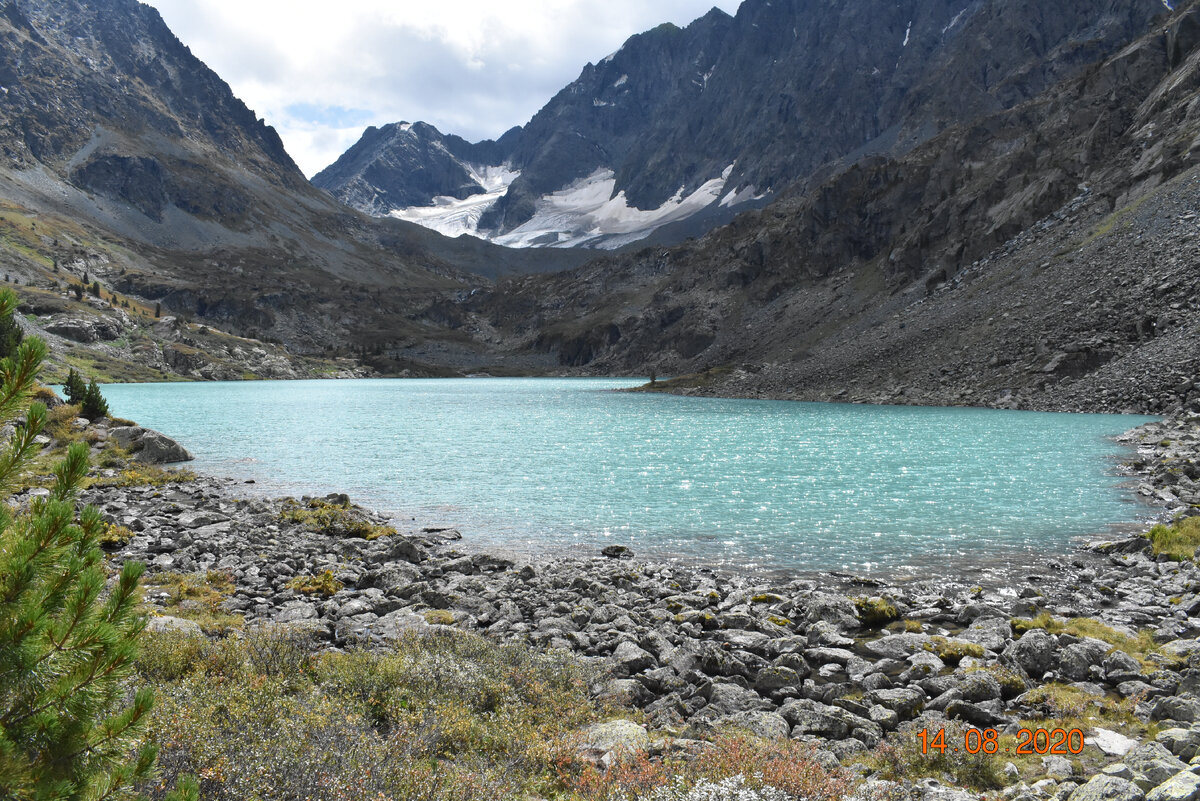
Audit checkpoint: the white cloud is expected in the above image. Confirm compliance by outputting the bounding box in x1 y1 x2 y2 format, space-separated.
142 0 745 177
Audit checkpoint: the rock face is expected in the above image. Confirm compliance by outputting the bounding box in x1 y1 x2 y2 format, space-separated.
462 2 1200 416
318 0 1166 250
109 426 193 464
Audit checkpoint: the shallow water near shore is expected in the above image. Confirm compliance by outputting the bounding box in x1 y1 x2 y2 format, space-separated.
100 377 1156 575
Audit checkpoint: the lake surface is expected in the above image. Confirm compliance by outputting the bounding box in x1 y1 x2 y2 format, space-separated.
100 378 1156 575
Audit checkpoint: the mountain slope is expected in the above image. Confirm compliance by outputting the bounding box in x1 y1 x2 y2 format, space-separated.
318 0 1169 252
0 0 586 374
460 1 1200 415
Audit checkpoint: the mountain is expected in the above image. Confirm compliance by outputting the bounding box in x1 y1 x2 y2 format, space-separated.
317 0 1170 251
457 0 1200 415
0 0 585 378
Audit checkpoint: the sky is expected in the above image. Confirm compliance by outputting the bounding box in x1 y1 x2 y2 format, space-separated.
141 1 745 178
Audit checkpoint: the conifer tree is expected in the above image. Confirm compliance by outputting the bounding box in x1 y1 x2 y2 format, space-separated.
63 369 86 406
80 380 108 422
0 299 22 361
0 289 195 801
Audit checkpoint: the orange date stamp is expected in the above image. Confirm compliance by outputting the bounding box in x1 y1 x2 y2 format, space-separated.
919 727 1085 755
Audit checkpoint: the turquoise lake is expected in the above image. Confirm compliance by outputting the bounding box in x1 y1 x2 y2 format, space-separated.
99 378 1157 575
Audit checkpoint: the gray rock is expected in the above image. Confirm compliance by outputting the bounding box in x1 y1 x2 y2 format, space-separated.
1009 629 1058 677
1091 728 1141 757
579 720 649 753
945 699 1010 728
867 687 925 719
1155 698 1200 724
612 641 658 676
1146 772 1200 801
1158 729 1200 761
1127 743 1189 788
716 710 791 740
1067 775 1145 801
145 615 203 636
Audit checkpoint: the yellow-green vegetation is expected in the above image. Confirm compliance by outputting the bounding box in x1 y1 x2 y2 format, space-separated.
89 462 198 488
143 570 243 635
866 722 1005 791
903 619 924 633
286 570 343 597
854 596 899 628
964 664 1027 699
1148 516 1200 561
42 401 82 439
629 366 734 393
99 522 135 548
279 497 396 540
922 636 984 663
1012 613 1165 671
136 627 606 801
423 609 456 625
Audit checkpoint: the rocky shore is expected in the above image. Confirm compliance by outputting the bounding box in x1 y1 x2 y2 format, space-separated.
65 409 1200 801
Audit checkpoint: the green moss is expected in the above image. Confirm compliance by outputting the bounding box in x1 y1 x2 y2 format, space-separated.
286 570 343 597
423 609 456 625
854 596 899 628
1012 613 1167 671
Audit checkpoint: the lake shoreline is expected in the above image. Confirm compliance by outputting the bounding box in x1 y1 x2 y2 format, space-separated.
73 405 1200 801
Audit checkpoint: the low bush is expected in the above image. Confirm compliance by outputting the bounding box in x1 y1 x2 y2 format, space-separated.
1148 517 1200 561
566 735 854 801
279 498 396 540
143 570 243 634
91 463 198 487
286 570 343 597
136 627 604 801
867 721 1005 791
923 636 984 663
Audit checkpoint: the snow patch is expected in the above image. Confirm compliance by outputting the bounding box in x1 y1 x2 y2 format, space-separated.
902 21 912 47
1163 0 1175 9
492 166 733 249
614 74 628 88
389 165 519 239
942 7 969 35
399 122 413 133
593 98 612 107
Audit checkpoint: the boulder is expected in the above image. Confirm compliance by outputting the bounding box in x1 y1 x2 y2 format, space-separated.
109 426 193 464
1126 743 1189 788
716 710 791 740
145 615 203 636
579 720 649 753
1146 772 1200 801
1091 728 1141 757
1008 629 1058 677
1069 776 1145 801
612 641 657 676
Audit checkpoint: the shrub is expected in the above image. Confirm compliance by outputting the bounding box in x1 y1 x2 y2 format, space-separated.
286 570 343 597
868 721 1005 790
43 401 81 439
100 521 136 548
143 570 243 635
566 735 855 801
279 498 396 540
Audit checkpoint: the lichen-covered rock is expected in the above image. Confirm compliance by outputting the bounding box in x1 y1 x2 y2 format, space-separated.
1068 775 1146 801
